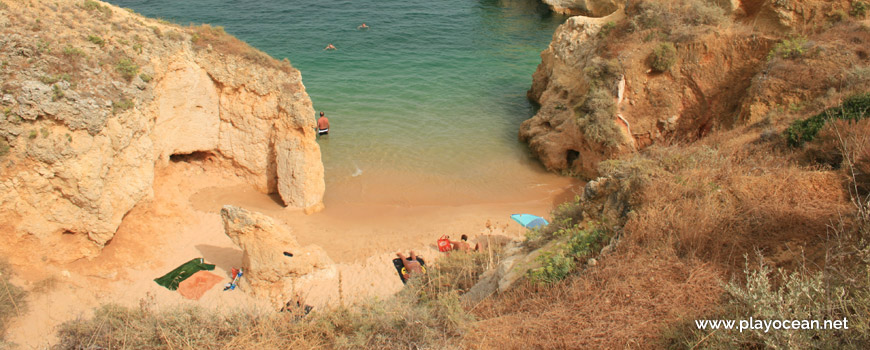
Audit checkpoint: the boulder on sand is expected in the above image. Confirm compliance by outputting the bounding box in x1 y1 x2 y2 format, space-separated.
220 205 337 309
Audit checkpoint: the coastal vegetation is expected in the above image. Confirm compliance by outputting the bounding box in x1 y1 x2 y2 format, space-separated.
54 251 494 349
785 93 870 146
2 0 870 348
189 24 294 73
0 261 27 346
650 42 676 72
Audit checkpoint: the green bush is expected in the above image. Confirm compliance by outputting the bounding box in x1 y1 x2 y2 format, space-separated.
785 93 870 147
650 42 677 72
114 57 138 81
525 196 585 250
852 1 868 17
62 46 85 58
28 130 37 139
768 36 808 60
87 34 105 47
111 98 134 114
51 85 64 101
528 224 609 284
139 73 152 83
574 88 623 148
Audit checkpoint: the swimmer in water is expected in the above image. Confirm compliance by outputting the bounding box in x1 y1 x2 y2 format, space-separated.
358 23 369 30
324 43 336 50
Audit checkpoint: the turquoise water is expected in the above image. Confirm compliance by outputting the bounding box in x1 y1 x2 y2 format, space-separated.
108 0 567 204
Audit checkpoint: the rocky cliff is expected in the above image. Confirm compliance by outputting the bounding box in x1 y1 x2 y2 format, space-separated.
524 0 865 177
0 0 325 263
541 0 619 17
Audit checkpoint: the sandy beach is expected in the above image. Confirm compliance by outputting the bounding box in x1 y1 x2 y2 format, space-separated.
6 156 579 348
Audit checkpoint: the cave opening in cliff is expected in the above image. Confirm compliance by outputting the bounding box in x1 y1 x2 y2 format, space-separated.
170 151 216 163
566 149 580 167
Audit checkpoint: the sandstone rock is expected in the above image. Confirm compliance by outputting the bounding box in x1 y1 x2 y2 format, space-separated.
522 2 775 177
0 0 325 263
520 10 628 178
542 0 621 17
220 205 336 309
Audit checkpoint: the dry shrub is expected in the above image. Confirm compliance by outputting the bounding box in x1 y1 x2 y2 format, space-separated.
189 24 293 74
54 252 493 349
574 88 623 148
0 261 26 342
626 134 848 271
811 118 870 193
427 249 502 295
628 0 727 37
464 250 722 349
55 290 468 350
464 123 852 348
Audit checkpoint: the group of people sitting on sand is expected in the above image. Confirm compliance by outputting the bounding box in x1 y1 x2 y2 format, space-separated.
396 234 480 280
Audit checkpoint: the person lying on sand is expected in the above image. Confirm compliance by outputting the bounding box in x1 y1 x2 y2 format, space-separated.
396 251 424 276
324 43 336 50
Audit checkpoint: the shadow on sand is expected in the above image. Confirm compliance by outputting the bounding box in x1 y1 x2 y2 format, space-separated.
195 244 243 276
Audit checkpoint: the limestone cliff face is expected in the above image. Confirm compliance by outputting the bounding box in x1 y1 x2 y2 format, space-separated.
0 0 324 262
522 0 860 177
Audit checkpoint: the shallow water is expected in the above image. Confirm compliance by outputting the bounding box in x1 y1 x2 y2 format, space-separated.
108 0 569 205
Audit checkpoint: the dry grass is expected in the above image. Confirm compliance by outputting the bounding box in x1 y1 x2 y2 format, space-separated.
810 118 870 193
623 126 849 272
0 261 26 344
463 117 853 348
54 290 466 350
465 251 722 349
53 251 502 350
188 24 293 74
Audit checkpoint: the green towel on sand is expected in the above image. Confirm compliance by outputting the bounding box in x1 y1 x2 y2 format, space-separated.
154 258 215 291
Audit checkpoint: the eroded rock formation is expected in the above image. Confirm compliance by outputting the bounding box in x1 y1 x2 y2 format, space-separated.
0 0 324 263
522 0 859 177
541 0 620 17
220 205 336 309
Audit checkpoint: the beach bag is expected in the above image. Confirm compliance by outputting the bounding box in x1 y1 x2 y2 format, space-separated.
437 235 452 252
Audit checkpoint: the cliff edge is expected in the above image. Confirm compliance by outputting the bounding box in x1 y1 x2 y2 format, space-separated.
524 0 865 177
0 0 325 263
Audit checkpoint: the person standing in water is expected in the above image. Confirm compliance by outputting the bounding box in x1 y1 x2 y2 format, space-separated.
317 111 330 135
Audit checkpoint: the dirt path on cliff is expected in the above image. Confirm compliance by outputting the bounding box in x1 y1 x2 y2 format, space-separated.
6 159 579 348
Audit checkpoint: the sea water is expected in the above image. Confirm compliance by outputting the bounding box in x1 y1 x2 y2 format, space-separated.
106 0 568 205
